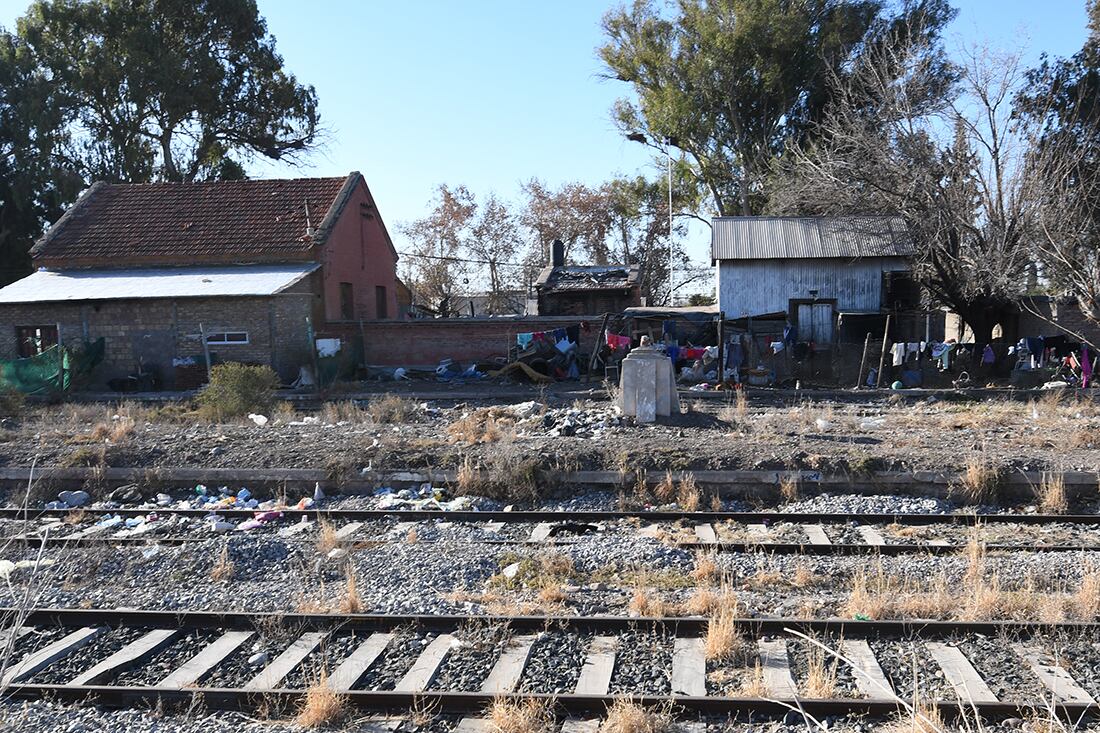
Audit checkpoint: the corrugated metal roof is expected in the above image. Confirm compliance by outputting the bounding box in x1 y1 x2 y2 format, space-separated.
710 216 914 260
0 263 319 304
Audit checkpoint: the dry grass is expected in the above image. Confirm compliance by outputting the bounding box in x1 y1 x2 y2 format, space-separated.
63 508 86 526
600 699 674 733
791 560 820 589
801 642 840 698
366 394 417 424
405 528 419 544
779 474 801 502
1074 565 1100 620
315 519 340 555
739 662 769 697
210 544 235 583
653 472 677 504
320 400 369 424
295 671 347 727
678 473 701 511
628 587 667 618
338 564 363 614
447 407 515 445
704 608 745 661
692 551 720 585
487 696 556 733
1038 472 1068 514
953 454 1002 504
489 552 577 592
881 702 947 733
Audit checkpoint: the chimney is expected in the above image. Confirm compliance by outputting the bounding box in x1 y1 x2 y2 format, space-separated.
551 239 565 268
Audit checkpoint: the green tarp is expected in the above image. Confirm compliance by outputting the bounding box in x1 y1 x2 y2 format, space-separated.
0 338 105 394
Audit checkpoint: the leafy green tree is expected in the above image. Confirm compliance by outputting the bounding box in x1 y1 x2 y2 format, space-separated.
599 0 955 217
0 29 80 285
18 0 320 183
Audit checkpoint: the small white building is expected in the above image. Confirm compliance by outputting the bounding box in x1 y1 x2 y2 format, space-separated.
711 216 916 343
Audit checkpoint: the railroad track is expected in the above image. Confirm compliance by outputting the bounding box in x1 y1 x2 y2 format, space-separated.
2 608 1098 725
4 508 1100 555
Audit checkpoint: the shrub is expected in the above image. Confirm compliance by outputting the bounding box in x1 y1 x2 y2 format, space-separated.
196 363 280 421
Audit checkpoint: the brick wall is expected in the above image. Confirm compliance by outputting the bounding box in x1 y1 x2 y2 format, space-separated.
946 299 1100 344
322 317 604 367
0 294 314 388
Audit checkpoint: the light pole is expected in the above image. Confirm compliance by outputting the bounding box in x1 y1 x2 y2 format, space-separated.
627 132 675 306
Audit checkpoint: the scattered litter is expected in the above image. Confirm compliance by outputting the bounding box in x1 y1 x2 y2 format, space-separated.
501 562 521 580
58 490 91 508
0 558 57 580
247 652 269 667
327 548 348 560
248 413 269 427
140 546 160 559
859 417 887 430
813 418 832 432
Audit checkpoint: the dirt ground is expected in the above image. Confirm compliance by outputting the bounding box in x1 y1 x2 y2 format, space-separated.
1 387 1097 479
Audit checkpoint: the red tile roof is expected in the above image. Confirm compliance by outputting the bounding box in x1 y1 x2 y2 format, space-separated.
32 174 360 267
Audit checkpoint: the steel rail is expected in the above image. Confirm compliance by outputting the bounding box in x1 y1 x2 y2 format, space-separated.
6 534 1100 556
3 684 1097 721
3 507 1099 525
5 607 1099 637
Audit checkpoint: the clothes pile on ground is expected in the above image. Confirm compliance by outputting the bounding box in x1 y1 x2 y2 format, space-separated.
504 324 585 381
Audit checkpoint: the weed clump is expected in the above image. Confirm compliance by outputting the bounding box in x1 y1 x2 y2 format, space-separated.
197 363 279 421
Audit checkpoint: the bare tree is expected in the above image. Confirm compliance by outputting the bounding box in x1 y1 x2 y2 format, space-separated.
771 24 1034 344
399 184 476 317
468 193 523 315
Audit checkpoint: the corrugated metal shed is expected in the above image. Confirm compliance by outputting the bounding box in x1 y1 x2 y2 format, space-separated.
0 263 319 304
711 216 914 260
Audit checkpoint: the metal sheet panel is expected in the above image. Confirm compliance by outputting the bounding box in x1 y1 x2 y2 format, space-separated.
717 257 908 318
711 216 913 260
0 263 319 304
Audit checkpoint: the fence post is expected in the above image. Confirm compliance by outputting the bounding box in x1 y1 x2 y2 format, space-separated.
875 314 892 388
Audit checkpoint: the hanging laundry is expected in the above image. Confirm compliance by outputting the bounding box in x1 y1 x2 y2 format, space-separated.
982 345 995 364
770 341 785 354
666 345 680 363
516 332 534 348
606 333 631 350
556 338 574 354
891 343 906 367
1083 345 1093 388
662 320 676 339
783 324 797 345
552 328 567 341
931 342 954 370
565 325 580 344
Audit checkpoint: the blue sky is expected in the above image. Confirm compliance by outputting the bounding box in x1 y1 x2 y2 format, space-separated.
0 0 1091 268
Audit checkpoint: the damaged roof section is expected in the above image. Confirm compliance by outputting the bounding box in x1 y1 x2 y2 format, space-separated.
535 264 641 292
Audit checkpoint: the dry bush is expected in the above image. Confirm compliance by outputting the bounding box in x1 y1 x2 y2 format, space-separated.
537 586 568 605
447 407 515 445
953 455 1003 504
487 697 556 733
843 565 892 620
295 671 347 727
210 544 235 583
1038 472 1068 514
705 609 745 661
197 362 280 421
677 474 701 511
801 642 839 698
338 564 363 614
600 699 674 733
366 394 417 424
63 508 86 526
653 472 677 504
453 446 543 503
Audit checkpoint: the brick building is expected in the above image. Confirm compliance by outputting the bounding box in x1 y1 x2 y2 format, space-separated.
0 173 400 389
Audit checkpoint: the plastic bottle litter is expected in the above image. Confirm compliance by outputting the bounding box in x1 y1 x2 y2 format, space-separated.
237 488 251 501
